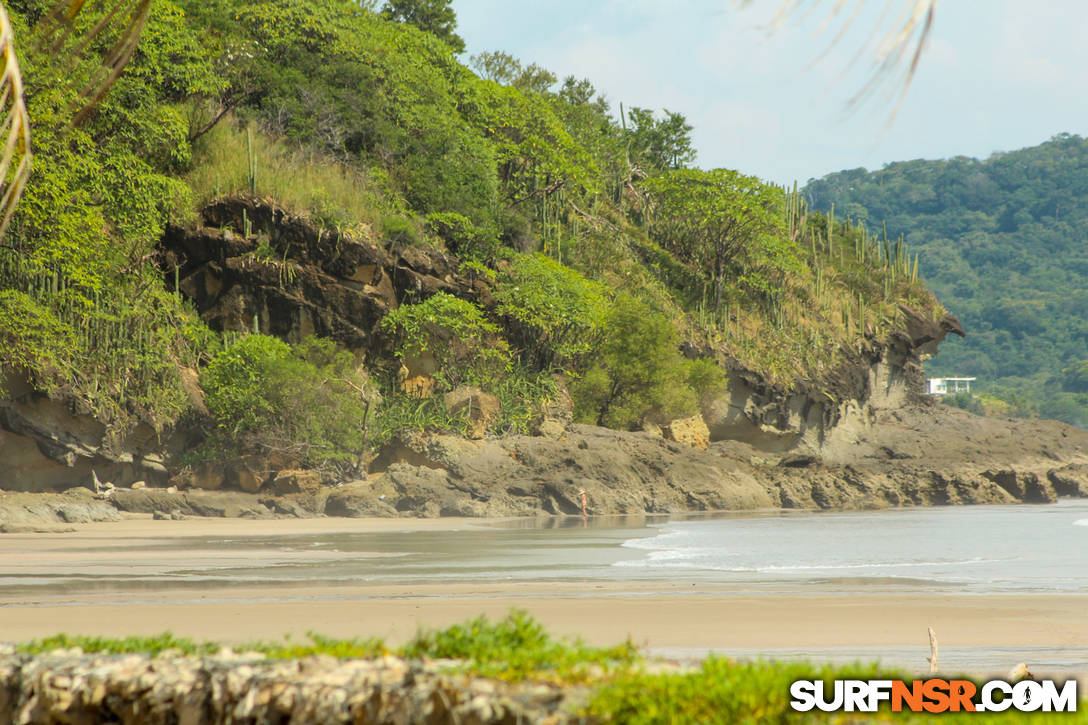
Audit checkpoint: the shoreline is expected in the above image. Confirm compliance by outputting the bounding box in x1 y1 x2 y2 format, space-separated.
2 516 1087 680
6 585 1088 650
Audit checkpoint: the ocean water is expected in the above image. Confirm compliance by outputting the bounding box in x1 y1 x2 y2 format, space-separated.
616 500 1088 593
3 501 1088 596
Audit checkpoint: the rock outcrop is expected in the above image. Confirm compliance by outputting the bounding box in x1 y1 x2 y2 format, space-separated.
0 372 178 494
702 306 966 454
160 196 489 353
663 414 710 450
320 408 1088 518
443 387 501 440
4 402 1088 527
0 489 122 532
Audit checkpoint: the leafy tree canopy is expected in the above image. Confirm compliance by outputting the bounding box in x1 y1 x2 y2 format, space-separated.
643 168 786 309
380 0 464 52
626 107 695 171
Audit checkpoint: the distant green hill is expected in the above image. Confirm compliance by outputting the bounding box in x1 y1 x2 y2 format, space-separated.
804 133 1088 427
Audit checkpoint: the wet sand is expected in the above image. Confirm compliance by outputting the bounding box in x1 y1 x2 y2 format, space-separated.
2 517 1087 674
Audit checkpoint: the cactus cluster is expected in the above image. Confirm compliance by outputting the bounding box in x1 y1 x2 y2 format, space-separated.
778 182 928 342
0 247 192 431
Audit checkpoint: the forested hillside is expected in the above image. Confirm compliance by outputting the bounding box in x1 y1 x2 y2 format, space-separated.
805 134 1088 427
0 0 941 476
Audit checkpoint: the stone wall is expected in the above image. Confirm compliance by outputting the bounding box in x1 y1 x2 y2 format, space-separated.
0 648 581 724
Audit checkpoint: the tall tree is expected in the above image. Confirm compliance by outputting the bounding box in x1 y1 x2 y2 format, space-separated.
626 107 694 170
380 0 464 52
643 168 783 310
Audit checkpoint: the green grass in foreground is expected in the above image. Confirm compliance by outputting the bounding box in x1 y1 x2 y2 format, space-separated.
400 609 639 682
16 611 1088 723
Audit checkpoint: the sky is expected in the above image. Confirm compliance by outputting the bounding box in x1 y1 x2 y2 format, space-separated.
451 0 1088 186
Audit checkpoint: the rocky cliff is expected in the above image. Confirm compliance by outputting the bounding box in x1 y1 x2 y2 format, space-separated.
3 197 1087 520
161 196 490 351
701 306 966 454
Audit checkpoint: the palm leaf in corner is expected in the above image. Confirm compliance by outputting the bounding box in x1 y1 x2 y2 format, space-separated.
0 5 32 241
32 0 153 126
744 0 937 121
0 0 151 242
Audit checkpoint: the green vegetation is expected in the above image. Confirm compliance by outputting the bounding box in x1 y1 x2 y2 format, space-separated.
0 0 941 468
643 168 788 311
382 292 511 389
572 295 725 429
584 657 888 724
19 612 1082 723
19 632 220 658
493 253 611 370
18 611 635 682
805 133 1088 427
401 609 639 682
200 335 373 472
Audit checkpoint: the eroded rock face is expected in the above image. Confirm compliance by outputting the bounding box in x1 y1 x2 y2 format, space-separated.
0 372 177 493
1048 465 1088 497
443 387 501 439
663 414 710 450
702 307 965 455
161 196 489 354
4 399 1088 525
343 401 1088 518
162 204 394 350
269 469 323 496
0 489 122 531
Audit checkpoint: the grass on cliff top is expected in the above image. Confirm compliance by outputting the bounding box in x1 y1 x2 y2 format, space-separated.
18 612 1085 724
186 117 392 236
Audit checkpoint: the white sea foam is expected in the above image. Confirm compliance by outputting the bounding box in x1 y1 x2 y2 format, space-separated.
609 501 1088 592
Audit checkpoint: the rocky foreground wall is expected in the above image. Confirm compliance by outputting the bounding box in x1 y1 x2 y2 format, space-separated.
0 648 583 724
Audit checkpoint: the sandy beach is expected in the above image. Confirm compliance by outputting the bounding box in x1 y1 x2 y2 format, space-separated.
2 516 1087 675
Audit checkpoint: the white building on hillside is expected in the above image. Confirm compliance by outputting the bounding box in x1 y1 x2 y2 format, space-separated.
926 377 976 396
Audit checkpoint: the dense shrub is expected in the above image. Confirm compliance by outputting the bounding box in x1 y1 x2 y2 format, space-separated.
571 295 726 429
201 335 372 470
426 212 499 262
402 609 637 682
583 656 894 724
377 294 561 441
380 292 511 390
493 253 611 370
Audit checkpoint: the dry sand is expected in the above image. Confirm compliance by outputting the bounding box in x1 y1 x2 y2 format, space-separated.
2 517 1087 670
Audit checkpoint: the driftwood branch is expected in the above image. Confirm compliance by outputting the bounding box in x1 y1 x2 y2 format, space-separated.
569 202 616 233
927 626 938 673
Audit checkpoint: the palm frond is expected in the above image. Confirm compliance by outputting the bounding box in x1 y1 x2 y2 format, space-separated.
0 6 32 241
32 0 153 126
0 0 152 243
745 0 937 121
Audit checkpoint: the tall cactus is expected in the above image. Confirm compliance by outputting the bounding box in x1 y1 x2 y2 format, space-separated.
247 127 257 195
